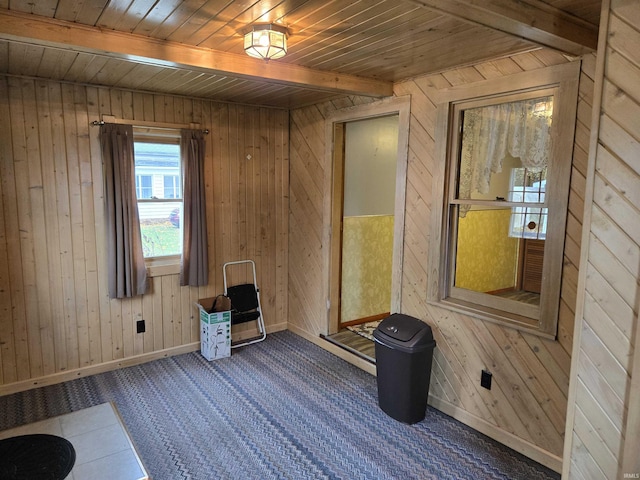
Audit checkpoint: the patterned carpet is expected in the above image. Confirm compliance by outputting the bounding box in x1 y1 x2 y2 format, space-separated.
0 331 559 480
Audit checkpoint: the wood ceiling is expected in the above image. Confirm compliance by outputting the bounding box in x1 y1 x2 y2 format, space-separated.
0 0 601 109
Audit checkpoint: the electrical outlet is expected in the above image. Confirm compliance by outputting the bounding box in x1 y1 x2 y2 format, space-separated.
481 369 492 390
136 320 146 334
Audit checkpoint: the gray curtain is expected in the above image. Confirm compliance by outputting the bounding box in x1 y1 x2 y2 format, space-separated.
180 129 208 286
100 123 148 298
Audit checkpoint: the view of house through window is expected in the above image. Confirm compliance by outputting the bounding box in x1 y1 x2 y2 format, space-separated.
133 138 182 258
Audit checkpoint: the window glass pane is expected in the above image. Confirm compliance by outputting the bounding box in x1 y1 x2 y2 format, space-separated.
164 175 180 199
134 142 181 199
509 168 546 204
139 202 182 258
509 206 548 240
453 206 540 306
457 96 553 201
134 141 182 258
136 175 153 199
508 167 547 239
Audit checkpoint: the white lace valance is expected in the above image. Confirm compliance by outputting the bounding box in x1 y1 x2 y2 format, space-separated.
458 97 552 209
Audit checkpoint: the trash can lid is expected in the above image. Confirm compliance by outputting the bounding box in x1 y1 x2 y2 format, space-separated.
373 313 435 348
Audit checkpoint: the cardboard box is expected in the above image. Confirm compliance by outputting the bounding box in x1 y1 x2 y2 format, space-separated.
196 298 231 360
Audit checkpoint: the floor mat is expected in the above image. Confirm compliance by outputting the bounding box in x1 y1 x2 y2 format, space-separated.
346 320 381 341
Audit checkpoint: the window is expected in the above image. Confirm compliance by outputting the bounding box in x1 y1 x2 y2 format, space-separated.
136 175 153 199
133 130 182 259
164 175 180 199
428 63 579 337
508 167 547 240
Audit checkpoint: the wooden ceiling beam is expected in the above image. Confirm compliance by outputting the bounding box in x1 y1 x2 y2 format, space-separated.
0 9 393 98
406 0 598 55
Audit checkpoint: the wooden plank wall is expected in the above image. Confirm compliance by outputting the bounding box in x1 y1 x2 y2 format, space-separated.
565 0 640 478
288 48 591 470
0 76 289 392
288 95 377 337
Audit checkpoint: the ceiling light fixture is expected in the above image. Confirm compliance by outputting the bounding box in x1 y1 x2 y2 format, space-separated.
244 24 288 60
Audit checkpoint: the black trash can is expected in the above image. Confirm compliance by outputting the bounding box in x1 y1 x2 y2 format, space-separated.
373 313 436 424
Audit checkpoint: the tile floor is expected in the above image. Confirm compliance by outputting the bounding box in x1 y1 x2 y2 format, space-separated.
0 402 148 480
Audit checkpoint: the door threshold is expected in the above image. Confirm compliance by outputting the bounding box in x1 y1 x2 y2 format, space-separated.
321 332 375 364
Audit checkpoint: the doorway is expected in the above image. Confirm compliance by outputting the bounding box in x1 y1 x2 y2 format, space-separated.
322 97 410 361
339 115 398 328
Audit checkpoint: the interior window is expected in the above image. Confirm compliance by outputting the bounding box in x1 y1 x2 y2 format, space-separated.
133 134 182 258
450 94 553 320
428 63 580 338
508 167 547 240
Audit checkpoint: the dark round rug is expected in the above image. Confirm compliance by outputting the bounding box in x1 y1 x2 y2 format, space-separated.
0 434 76 480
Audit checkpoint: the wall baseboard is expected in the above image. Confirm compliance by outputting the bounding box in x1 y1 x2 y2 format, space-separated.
0 323 289 397
427 396 562 473
233 322 287 342
0 343 201 396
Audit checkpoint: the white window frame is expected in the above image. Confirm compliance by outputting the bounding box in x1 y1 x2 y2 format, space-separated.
133 127 183 271
427 62 580 338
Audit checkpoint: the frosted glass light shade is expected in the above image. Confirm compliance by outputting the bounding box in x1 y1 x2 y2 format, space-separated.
244 24 287 60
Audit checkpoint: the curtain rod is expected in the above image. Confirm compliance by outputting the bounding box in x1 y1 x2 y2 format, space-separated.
90 120 209 134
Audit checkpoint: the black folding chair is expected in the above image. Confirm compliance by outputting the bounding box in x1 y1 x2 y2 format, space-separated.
223 260 266 348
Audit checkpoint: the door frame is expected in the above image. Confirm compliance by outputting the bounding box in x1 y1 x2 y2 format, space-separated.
323 96 411 335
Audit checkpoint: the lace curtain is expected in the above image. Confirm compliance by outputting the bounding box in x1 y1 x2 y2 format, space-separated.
458 97 552 216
